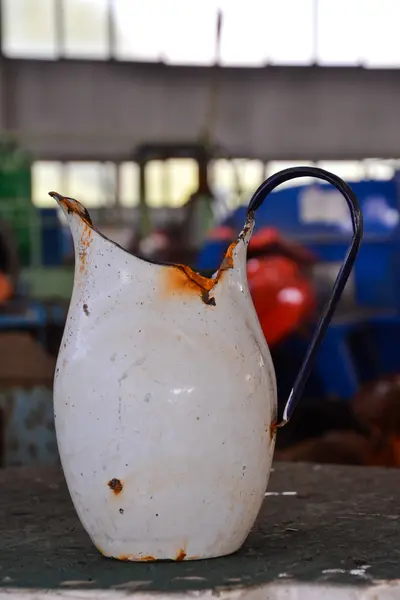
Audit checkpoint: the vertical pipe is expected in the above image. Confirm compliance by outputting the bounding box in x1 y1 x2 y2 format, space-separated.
107 0 116 60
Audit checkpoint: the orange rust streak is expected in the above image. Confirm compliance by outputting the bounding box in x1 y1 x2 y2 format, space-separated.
175 549 187 561
78 224 93 276
269 422 278 442
118 555 156 562
162 239 237 300
60 197 92 227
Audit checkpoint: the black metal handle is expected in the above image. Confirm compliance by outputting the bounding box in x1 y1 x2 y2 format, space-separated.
247 166 363 426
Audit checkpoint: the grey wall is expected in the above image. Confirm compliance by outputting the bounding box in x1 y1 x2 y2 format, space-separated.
1 58 400 161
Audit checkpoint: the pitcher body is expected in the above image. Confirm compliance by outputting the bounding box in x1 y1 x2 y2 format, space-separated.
51 166 362 562
53 196 277 561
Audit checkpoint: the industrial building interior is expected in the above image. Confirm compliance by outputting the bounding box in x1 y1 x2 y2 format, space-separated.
2 1 400 596
1 0 400 470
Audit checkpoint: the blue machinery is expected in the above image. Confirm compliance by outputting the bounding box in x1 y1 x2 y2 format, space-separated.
0 207 67 335
198 175 400 400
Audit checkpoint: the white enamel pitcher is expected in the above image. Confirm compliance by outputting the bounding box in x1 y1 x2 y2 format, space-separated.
50 166 363 562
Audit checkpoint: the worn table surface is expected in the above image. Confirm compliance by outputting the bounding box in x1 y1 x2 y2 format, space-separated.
0 462 399 598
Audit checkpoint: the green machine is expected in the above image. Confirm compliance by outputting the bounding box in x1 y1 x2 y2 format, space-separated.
0 137 40 268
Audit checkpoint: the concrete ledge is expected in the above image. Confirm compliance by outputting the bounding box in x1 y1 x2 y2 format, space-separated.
1 582 400 600
1 463 399 598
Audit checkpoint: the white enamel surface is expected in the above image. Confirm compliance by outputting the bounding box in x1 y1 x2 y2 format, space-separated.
54 201 277 561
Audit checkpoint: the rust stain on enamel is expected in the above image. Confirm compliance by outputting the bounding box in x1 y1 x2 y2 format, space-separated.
59 196 93 227
161 239 237 305
175 548 187 561
269 422 278 442
108 478 123 495
51 193 94 278
118 555 156 562
79 224 93 276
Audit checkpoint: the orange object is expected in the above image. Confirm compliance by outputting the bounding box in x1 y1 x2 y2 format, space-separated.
0 272 13 304
204 225 317 347
245 227 316 347
248 255 316 346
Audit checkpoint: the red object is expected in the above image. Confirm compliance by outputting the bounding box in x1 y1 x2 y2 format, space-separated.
207 226 236 241
205 225 317 347
246 228 316 347
0 272 13 304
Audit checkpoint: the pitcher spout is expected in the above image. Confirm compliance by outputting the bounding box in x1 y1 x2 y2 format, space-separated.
49 191 93 239
49 191 103 286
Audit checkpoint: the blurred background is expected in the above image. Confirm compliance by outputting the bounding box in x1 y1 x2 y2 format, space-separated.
1 0 400 469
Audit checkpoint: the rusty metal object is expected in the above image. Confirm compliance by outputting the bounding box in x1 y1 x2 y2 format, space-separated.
49 166 362 563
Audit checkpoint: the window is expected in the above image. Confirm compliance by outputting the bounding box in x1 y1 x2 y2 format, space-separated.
317 161 366 182
1 0 58 58
113 0 162 61
317 0 363 66
167 159 197 207
4 0 400 67
211 159 238 202
218 1 268 67
32 161 117 208
211 159 264 206
62 0 109 59
363 160 395 180
162 0 219 65
266 161 315 188
144 159 197 208
263 0 315 65
145 160 166 207
363 0 400 68
32 161 64 207
232 160 264 193
119 162 140 207
64 162 116 207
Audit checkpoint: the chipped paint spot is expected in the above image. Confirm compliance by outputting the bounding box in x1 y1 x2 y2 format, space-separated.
176 548 187 561
108 478 123 495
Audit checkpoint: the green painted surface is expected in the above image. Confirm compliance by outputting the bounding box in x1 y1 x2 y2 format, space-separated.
21 267 74 300
0 138 38 266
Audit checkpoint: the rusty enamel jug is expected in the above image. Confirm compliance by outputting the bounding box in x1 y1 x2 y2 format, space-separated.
50 166 363 562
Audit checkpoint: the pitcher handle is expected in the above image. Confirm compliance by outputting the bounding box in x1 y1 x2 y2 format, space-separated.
247 166 363 427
